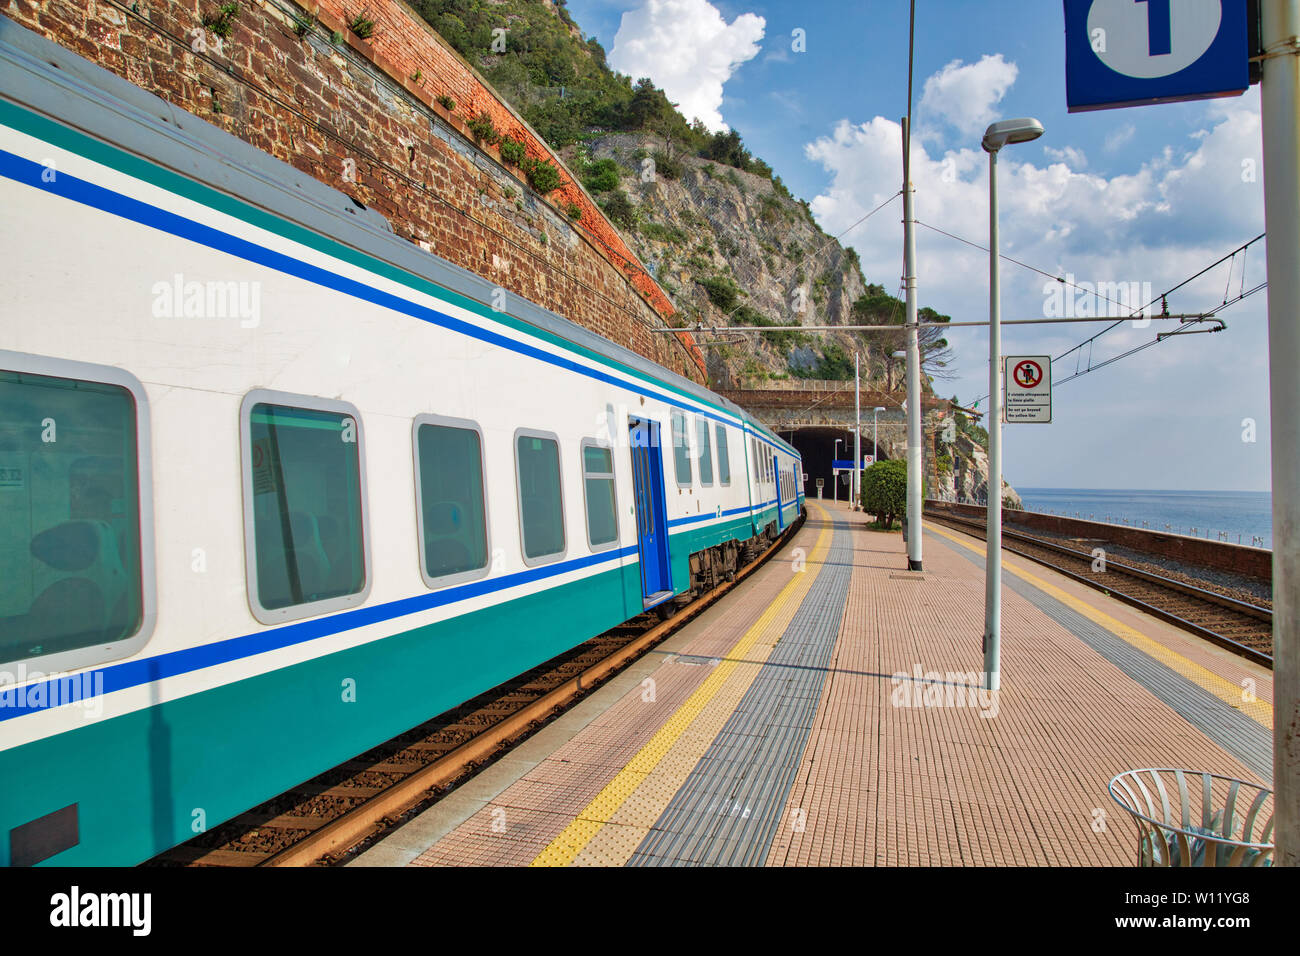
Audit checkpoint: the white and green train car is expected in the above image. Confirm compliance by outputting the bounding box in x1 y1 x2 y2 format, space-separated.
0 16 804 865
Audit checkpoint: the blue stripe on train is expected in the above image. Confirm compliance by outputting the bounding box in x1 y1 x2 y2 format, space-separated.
0 506 781 723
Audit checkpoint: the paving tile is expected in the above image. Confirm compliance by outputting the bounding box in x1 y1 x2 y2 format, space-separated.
406 502 1273 868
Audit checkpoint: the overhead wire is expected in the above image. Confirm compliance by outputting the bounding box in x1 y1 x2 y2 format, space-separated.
914 219 1138 312
945 232 1269 406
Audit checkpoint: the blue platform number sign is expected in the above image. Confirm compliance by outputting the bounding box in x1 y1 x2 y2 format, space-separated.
1064 0 1248 112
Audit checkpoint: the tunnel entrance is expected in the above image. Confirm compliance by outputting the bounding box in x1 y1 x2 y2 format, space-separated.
777 426 886 503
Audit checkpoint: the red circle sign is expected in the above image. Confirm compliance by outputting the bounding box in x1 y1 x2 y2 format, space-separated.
1013 360 1043 388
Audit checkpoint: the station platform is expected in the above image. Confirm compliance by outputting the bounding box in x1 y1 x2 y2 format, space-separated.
353 500 1273 867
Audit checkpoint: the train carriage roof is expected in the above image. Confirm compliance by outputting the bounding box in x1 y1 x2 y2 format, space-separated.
0 15 796 460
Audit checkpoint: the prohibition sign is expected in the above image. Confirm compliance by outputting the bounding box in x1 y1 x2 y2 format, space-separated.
1012 359 1043 389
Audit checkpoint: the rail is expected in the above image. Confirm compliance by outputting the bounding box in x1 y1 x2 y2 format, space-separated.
923 509 1273 667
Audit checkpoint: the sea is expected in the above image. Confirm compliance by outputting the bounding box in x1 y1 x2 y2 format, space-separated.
1014 488 1274 550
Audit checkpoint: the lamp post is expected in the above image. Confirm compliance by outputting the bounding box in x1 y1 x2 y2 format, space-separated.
853 351 861 510
872 406 885 465
981 117 1043 693
833 438 843 503
901 118 923 572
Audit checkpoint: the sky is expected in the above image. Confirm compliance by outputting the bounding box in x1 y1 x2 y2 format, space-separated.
565 0 1274 493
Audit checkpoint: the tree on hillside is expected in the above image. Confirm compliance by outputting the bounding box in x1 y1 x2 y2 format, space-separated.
852 284 955 384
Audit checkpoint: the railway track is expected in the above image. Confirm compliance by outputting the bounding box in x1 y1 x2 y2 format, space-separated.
147 517 803 868
924 510 1273 667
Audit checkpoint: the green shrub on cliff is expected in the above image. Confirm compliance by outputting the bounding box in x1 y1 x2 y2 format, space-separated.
412 0 774 180
582 158 621 193
601 190 636 229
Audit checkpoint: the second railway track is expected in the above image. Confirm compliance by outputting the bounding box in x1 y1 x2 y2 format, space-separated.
924 510 1273 667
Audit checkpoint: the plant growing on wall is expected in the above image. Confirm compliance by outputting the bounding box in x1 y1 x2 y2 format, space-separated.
467 111 501 146
499 137 527 166
350 12 376 39
523 158 561 194
436 94 456 112
203 2 240 39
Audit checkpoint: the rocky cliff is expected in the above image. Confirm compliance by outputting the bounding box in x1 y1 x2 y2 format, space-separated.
415 0 1020 502
568 134 872 388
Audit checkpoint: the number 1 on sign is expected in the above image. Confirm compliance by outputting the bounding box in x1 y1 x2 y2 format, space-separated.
1137 0 1172 56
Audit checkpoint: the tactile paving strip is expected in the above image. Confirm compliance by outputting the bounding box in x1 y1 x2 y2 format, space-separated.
533 510 837 866
627 520 854 866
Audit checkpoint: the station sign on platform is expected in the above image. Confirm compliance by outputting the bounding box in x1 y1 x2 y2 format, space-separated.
1064 0 1249 112
832 457 872 471
1003 355 1052 423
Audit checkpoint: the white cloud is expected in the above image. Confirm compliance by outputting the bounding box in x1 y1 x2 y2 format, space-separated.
1104 123 1136 152
1045 145 1087 169
803 84 1269 490
806 89 1263 308
918 54 1019 138
609 0 765 131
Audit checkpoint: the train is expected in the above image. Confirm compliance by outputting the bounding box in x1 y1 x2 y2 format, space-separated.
0 16 803 865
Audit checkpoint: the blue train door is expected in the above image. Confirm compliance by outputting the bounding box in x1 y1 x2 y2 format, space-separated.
774 454 785 531
629 417 673 605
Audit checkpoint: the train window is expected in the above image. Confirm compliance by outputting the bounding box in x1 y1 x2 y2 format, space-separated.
241 392 370 623
0 354 155 672
515 430 566 565
671 411 692 487
715 424 731 485
580 441 618 551
695 416 713 486
413 416 490 587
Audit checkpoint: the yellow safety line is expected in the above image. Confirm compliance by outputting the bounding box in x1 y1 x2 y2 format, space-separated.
530 503 834 867
926 522 1272 727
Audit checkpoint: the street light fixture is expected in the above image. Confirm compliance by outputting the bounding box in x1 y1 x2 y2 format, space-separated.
872 406 886 467
982 117 1043 693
